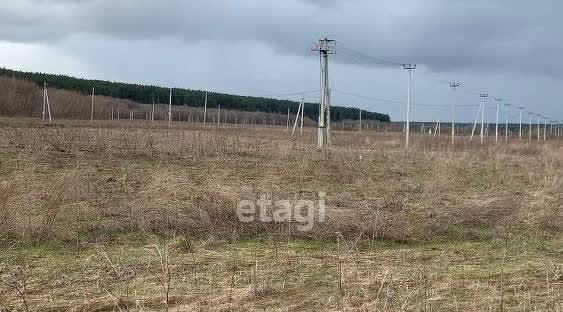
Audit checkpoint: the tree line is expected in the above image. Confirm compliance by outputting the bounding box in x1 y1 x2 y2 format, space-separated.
0 67 390 122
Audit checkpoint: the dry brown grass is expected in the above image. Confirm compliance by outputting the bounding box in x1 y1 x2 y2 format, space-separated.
0 116 561 311
0 117 559 243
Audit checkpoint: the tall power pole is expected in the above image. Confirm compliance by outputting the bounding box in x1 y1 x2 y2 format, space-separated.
543 117 547 141
518 106 524 140
480 94 488 145
528 112 533 142
450 82 460 146
504 103 511 142
403 64 416 148
494 98 502 144
536 114 541 141
313 38 335 148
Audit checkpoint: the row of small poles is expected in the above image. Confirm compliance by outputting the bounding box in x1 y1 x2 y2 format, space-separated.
41 84 306 134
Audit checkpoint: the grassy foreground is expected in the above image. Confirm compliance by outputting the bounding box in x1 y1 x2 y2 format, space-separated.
0 117 561 311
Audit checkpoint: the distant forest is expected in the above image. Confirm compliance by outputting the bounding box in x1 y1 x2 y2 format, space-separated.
0 68 390 122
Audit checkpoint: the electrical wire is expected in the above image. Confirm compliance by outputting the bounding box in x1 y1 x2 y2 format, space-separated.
333 89 403 105
256 90 320 98
335 41 404 66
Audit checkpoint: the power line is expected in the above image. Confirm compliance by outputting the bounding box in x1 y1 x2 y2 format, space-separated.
255 90 320 98
333 89 403 104
334 41 404 66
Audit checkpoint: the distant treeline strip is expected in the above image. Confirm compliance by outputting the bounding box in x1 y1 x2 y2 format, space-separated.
0 67 390 122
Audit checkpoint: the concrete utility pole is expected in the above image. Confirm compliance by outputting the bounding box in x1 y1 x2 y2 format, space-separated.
494 98 502 144
151 99 155 122
91 87 95 123
287 107 290 130
300 99 304 136
528 112 533 142
450 82 460 146
313 38 335 148
203 91 208 126
168 88 172 127
504 103 511 143
536 114 541 141
403 64 416 148
42 82 47 122
359 109 362 132
217 105 221 127
326 89 332 144
42 82 52 123
292 98 304 136
470 101 482 142
518 106 524 140
543 118 547 141
480 94 488 145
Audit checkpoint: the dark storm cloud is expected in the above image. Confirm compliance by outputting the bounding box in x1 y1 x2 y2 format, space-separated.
1 0 562 78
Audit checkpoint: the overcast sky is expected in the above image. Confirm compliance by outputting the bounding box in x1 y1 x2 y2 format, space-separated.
1 0 562 122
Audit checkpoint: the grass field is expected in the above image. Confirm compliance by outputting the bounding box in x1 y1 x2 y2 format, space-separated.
0 117 561 311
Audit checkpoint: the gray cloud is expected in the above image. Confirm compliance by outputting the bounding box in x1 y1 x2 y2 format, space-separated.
1 0 562 77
